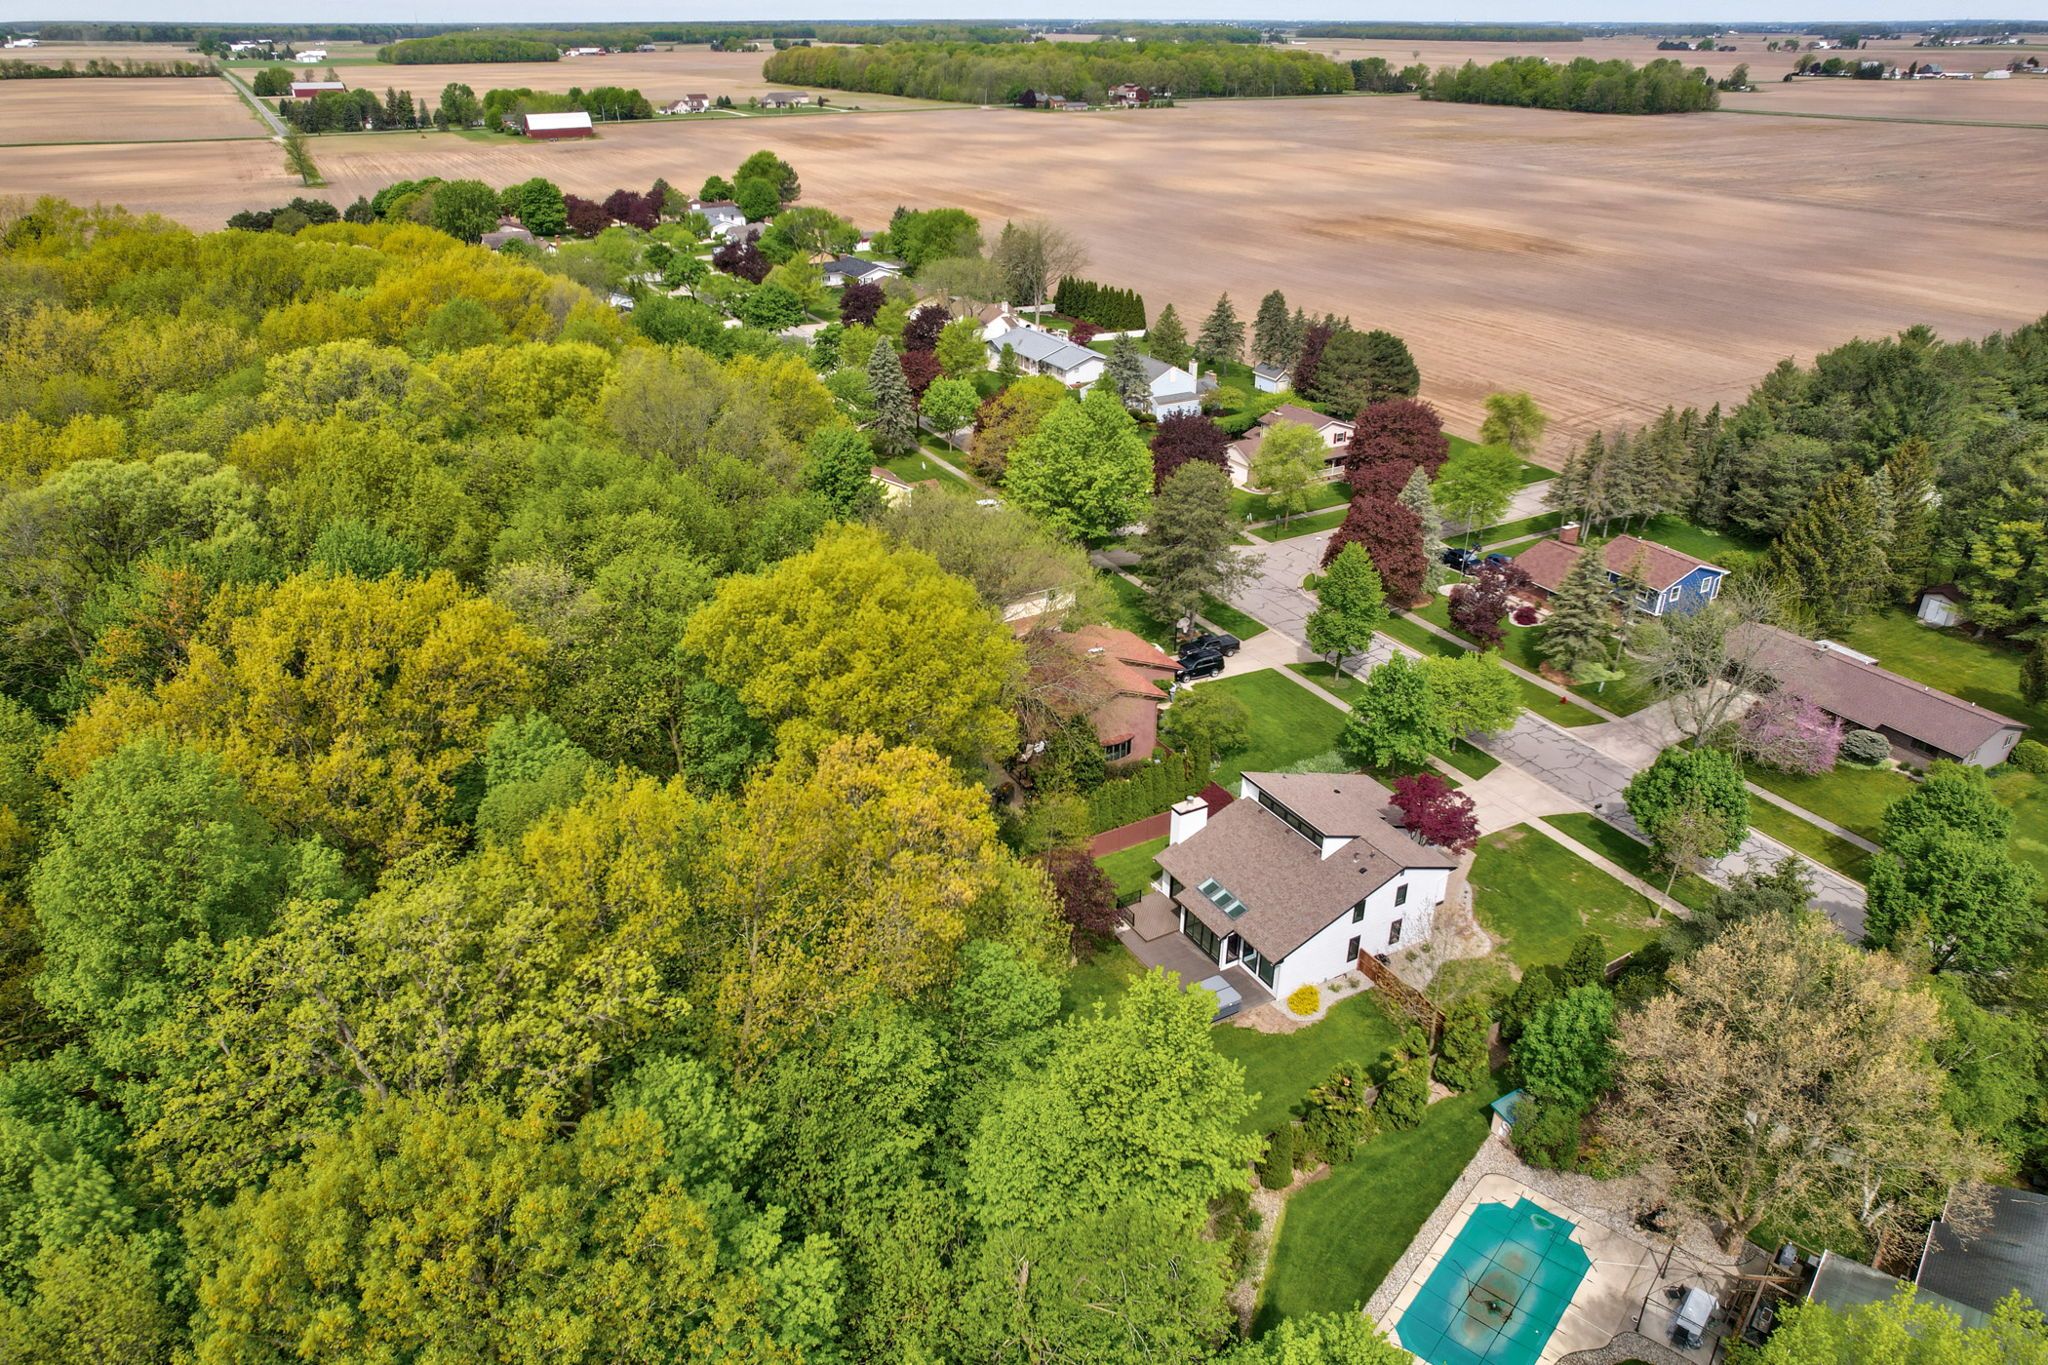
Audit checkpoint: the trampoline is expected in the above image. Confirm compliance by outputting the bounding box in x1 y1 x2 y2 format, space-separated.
1394 1197 1592 1365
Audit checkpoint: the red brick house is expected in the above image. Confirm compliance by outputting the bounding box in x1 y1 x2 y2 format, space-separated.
1028 623 1179 762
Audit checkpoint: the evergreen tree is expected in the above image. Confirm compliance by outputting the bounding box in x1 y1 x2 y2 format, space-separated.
996 343 1021 384
866 341 919 454
1762 470 1889 638
1197 293 1244 365
1883 437 1936 599
1398 466 1450 590
1148 304 1192 368
1305 542 1389 666
1283 306 1309 368
1251 290 1291 366
1540 542 1618 678
1105 335 1149 411
2022 641 2048 708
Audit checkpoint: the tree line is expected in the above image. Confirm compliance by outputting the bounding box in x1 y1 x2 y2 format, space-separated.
1422 55 1721 114
0 57 217 78
761 40 1354 104
1296 23 1585 41
378 34 562 63
1052 276 1146 331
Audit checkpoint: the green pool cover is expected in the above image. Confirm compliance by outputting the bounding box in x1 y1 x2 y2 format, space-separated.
1394 1197 1591 1365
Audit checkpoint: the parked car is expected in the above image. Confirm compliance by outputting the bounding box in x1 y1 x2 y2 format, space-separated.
1483 552 1513 567
1441 547 1481 572
1180 631 1240 658
1175 647 1226 682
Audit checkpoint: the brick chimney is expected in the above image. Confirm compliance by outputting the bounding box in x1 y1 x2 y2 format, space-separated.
1560 522 1582 546
1169 795 1209 845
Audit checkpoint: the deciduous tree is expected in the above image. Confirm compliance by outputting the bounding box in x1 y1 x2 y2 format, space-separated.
1750 1288 2048 1365
1322 496 1426 607
1343 398 1449 497
1305 541 1388 665
1478 391 1549 460
1513 985 1616 1108
1447 560 1531 650
1006 386 1151 541
1623 745 1749 884
839 279 884 327
1250 420 1327 526
1389 773 1478 854
1420 652 1522 743
1150 412 1231 492
1340 655 1451 771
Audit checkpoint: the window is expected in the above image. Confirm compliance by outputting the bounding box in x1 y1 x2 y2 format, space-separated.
1103 738 1133 761
1183 916 1221 960
1350 899 1366 923
1197 877 1248 920
1394 883 1409 907
1254 788 1325 847
1256 955 1276 987
1345 935 1361 961
1388 919 1404 946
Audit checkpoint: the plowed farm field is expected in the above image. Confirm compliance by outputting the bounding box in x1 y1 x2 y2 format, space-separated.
0 76 263 145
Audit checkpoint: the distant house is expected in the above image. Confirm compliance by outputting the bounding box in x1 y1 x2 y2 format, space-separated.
292 48 327 62
521 111 594 139
984 325 1106 389
822 255 904 287
563 46 605 57
1225 404 1355 489
480 223 535 251
1141 355 1201 420
688 199 747 236
1027 623 1180 763
869 466 917 505
3 37 40 48
1915 584 1968 628
1138 771 1459 1000
1108 83 1156 106
759 90 812 108
1043 96 1088 111
1252 362 1291 393
662 94 712 114
1513 526 1727 617
1734 623 2026 768
287 80 347 99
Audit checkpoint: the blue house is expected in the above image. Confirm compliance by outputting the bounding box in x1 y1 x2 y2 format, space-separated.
1514 526 1727 618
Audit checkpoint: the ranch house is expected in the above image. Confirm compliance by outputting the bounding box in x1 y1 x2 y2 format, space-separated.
287 80 346 99
822 256 904 287
1130 772 1458 1004
984 324 1106 389
1513 526 1727 617
759 91 812 108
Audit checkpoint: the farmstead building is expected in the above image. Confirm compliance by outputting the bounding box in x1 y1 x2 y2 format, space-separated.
520 111 594 139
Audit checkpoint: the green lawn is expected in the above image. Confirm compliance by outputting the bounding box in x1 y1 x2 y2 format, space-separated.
1627 513 1767 567
1102 573 1175 648
1249 506 1349 542
1744 797 1876 882
878 448 971 493
1377 614 1469 661
1256 1077 1502 1329
1835 606 2047 738
1197 669 1353 788
1216 993 1402 1138
1443 435 1548 486
1539 813 1717 913
1061 947 1142 1018
1990 769 2048 884
1401 604 1603 728
1289 663 1500 778
1472 511 1565 547
1412 598 1652 720
1232 480 1351 524
1745 763 1911 846
1198 595 1268 641
1096 835 1167 902
1469 824 1663 969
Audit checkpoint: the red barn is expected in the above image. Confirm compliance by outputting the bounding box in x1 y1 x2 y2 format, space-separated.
521 110 594 139
288 80 346 99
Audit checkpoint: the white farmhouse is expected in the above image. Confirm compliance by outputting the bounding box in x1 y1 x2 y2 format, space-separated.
1135 772 1457 1002
687 199 747 237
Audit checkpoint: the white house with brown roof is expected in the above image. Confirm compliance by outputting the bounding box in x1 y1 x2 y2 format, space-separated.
1140 772 1457 999
1225 404 1355 489
1735 624 2025 768
1513 525 1727 617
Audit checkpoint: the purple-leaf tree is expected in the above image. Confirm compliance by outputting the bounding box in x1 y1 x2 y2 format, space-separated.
840 280 884 327
902 303 951 353
1448 561 1531 650
1044 846 1121 950
1390 773 1479 855
1738 691 1843 775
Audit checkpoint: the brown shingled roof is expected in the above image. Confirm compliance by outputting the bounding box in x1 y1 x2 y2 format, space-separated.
1736 623 2024 760
1152 773 1455 962
1514 533 1723 594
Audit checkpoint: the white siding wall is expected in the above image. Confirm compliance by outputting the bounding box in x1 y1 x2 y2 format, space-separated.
1269 866 1451 999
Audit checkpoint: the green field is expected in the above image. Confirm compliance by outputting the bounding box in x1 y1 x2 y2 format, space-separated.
1198 669 1353 787
1096 834 1168 902
1835 606 2046 738
1256 1077 1502 1329
1216 993 1401 1138
1539 813 1716 912
1469 824 1662 968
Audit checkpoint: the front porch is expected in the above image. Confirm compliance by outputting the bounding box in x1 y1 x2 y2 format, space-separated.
1121 891 1274 1012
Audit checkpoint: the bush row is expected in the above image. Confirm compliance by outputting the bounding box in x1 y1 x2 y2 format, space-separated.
1087 745 1212 833
1052 276 1146 332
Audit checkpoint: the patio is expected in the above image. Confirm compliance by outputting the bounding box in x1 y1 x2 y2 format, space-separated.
1118 892 1273 1012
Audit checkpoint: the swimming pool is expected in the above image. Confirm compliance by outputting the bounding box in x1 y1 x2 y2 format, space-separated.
1394 1197 1592 1365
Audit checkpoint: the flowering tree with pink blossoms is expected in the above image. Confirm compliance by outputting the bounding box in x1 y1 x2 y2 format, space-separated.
1738 691 1843 775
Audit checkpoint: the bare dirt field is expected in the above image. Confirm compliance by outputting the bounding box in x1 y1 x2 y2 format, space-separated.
1722 75 2048 122
0 76 262 145
6 95 2045 459
4 40 211 65
319 47 952 112
1302 32 2048 81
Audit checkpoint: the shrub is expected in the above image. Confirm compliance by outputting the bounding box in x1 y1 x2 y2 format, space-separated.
1509 1093 1586 1171
1068 320 1101 347
1084 745 1212 832
1510 606 1539 626
1434 1000 1491 1093
1257 1124 1296 1189
1840 729 1891 766
1299 1063 1377 1162
1496 966 1559 1043
1286 984 1321 1017
1376 1056 1432 1131
2011 739 2048 775
1559 933 1608 990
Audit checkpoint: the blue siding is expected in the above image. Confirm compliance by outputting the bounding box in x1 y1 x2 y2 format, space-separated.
1663 565 1725 616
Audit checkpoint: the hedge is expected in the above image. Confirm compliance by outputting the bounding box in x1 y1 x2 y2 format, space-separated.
1087 745 1212 832
1053 276 1147 332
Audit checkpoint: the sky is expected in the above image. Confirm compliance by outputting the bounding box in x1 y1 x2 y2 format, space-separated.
4 5 2035 25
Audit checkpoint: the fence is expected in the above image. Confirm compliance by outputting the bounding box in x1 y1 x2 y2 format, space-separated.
1354 949 1445 1048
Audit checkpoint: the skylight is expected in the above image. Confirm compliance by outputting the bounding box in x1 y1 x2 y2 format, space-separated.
1197 877 1248 919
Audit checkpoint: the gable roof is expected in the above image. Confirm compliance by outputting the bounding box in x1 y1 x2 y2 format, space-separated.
1515 534 1724 595
522 110 593 132
1736 623 2025 759
989 327 1101 374
1258 403 1349 433
1917 1186 2047 1323
1253 362 1291 381
1153 772 1455 962
1047 623 1177 697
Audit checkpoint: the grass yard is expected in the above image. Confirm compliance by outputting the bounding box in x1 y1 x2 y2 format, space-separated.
1401 604 1604 728
1540 813 1717 913
1472 510 1565 548
1377 614 1468 661
1745 763 1911 846
1250 506 1349 542
1102 573 1175 647
1096 835 1168 902
1444 435 1549 486
1289 663 1500 778
1232 480 1351 524
1061 946 1142 1018
1215 993 1402 1138
1835 606 2047 738
1197 669 1352 788
1412 597 1652 720
1469 824 1663 969
1744 798 1875 882
1198 595 1268 641
1628 513 1767 567
1255 1077 1502 1330
878 448 971 493
1991 769 2048 884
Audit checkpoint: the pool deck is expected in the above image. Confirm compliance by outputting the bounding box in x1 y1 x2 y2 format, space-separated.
1385 1172 1660 1365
